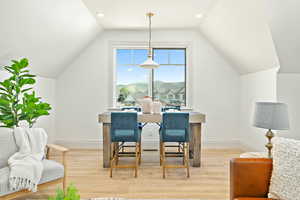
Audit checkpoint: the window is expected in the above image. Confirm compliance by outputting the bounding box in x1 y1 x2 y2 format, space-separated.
115 48 186 107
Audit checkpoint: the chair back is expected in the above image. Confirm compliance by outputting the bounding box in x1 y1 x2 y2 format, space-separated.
121 107 141 112
161 112 189 141
111 112 139 141
162 106 181 112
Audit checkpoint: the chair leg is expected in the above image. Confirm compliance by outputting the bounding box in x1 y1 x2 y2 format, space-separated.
110 143 113 178
63 177 66 192
159 141 162 166
115 142 119 165
162 142 166 179
139 142 142 165
122 142 125 153
185 142 190 178
135 142 139 178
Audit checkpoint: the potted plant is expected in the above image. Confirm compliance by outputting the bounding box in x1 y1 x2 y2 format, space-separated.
0 58 51 128
49 184 80 200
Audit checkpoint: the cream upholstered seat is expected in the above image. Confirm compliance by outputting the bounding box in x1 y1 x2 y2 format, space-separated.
0 160 64 196
0 128 68 200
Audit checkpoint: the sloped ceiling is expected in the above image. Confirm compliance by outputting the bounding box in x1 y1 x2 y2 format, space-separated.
267 0 300 73
0 0 102 78
0 0 284 76
199 0 279 74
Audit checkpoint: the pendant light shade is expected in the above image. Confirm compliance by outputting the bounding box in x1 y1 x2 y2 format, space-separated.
140 12 159 69
140 56 159 69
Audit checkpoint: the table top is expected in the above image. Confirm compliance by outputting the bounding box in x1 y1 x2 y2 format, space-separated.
98 111 206 124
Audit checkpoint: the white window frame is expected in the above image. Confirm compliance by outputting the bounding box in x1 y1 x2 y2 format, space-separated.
108 41 193 108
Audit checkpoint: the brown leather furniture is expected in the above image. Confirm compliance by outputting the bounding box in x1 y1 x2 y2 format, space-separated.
230 158 273 200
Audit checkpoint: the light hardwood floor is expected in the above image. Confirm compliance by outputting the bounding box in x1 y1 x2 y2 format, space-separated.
19 148 243 200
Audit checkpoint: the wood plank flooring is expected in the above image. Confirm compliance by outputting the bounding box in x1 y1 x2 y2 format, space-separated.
18 148 243 200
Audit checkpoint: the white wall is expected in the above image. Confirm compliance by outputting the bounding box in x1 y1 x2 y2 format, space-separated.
56 29 240 148
239 68 278 151
0 71 56 142
277 73 300 140
33 77 56 143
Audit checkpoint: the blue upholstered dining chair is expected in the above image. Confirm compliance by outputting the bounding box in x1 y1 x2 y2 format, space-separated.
161 106 181 112
159 112 190 178
110 112 142 178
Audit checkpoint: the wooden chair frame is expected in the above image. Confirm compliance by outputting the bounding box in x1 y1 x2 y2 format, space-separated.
0 144 69 200
110 142 141 178
160 142 190 179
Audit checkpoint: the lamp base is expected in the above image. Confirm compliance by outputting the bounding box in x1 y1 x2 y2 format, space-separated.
265 129 274 158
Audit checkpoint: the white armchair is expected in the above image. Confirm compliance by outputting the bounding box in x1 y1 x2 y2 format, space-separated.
0 129 68 200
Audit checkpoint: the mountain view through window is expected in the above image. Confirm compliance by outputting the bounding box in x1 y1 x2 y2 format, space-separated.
116 48 186 106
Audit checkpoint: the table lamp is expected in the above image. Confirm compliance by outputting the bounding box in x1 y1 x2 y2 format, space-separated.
253 102 289 158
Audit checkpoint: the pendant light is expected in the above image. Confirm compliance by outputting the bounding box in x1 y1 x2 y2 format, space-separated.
140 12 159 69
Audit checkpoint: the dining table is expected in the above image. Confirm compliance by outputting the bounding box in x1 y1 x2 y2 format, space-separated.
98 109 206 168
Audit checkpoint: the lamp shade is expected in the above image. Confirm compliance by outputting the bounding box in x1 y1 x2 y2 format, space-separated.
140 57 159 69
253 102 289 130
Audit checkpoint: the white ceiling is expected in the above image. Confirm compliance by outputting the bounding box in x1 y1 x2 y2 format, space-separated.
199 0 279 74
267 0 300 73
83 0 280 75
0 0 101 78
0 0 289 77
82 0 218 29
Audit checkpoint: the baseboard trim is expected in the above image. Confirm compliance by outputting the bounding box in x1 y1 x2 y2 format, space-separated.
55 138 247 150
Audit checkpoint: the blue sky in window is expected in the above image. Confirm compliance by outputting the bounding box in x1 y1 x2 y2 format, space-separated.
116 49 185 85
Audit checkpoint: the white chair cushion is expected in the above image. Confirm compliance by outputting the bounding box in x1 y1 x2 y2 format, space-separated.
268 137 300 200
0 128 17 168
0 159 64 196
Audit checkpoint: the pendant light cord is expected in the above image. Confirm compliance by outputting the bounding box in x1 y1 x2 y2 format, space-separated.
148 13 152 57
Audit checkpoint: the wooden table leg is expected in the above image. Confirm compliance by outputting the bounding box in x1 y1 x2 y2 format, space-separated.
103 123 111 168
189 124 194 158
191 123 202 167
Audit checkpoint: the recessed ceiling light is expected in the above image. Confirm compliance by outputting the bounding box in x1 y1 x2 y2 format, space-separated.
97 12 105 18
195 13 203 19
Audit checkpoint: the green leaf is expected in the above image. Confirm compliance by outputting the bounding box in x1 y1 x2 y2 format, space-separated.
19 78 36 87
4 66 14 74
20 70 29 73
11 63 20 73
0 80 12 89
0 87 9 93
21 87 33 93
0 98 10 106
19 58 29 69
20 74 36 78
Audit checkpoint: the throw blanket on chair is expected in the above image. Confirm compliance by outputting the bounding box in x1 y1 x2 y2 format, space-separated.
8 128 47 192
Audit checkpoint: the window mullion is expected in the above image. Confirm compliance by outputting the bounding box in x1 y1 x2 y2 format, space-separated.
148 69 152 97
151 48 155 99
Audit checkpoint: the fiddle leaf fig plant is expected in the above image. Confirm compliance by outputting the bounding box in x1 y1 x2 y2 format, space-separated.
0 58 51 128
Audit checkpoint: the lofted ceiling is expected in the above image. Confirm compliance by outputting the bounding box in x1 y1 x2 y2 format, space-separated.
0 0 101 78
199 0 279 74
82 0 218 29
0 0 288 77
83 0 280 75
267 0 300 73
